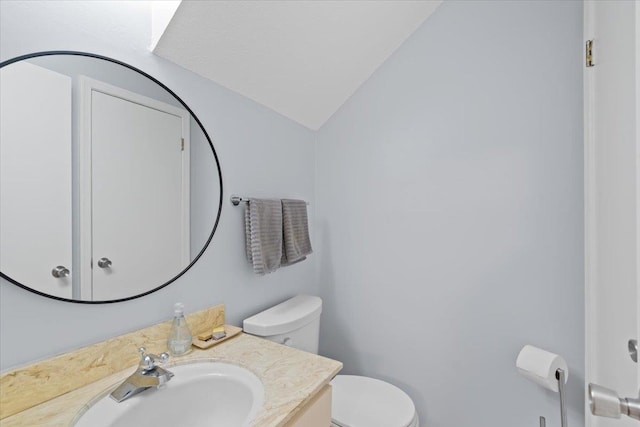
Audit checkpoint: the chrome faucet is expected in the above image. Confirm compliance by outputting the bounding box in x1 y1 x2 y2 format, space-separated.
110 347 174 403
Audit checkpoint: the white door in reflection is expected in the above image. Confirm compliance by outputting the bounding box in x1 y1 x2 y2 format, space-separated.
81 79 190 301
0 62 72 299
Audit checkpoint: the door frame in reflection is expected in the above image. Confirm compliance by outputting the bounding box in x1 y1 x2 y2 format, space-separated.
79 76 190 301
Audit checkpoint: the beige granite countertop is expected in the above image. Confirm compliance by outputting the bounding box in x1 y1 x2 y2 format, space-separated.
1 333 342 427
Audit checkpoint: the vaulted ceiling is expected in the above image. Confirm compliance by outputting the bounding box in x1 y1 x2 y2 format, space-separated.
153 1 442 130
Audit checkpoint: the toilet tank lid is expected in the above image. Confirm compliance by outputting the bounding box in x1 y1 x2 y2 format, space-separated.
243 295 322 336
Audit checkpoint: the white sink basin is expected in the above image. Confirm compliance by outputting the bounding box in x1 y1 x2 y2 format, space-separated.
73 361 264 427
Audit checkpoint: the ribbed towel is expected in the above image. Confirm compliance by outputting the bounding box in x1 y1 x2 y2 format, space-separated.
245 199 283 275
281 199 312 265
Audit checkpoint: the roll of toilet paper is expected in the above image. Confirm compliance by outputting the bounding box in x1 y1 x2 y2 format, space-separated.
516 345 568 392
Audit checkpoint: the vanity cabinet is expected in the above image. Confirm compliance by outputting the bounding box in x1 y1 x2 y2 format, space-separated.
284 385 332 427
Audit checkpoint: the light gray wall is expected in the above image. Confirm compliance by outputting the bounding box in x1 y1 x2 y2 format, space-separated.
315 1 584 426
0 1 317 370
1 2 586 426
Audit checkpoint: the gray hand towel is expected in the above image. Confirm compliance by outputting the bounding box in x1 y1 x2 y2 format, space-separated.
281 199 312 265
245 199 283 275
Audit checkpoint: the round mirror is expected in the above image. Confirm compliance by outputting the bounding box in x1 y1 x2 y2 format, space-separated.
0 52 222 303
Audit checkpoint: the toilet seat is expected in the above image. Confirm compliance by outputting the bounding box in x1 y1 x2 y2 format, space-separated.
330 375 419 427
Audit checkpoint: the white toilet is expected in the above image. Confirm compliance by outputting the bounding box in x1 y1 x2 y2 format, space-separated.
243 295 420 427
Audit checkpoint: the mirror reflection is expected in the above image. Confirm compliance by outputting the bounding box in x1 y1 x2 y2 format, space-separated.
0 53 222 302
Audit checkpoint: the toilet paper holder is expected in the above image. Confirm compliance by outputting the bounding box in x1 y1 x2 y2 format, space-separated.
556 368 568 427
516 345 568 427
535 369 567 427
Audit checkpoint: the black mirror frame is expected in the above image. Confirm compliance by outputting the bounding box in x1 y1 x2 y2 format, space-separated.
0 50 223 304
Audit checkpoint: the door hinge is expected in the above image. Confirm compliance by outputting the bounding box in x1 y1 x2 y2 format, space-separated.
586 40 594 67
181 138 184 151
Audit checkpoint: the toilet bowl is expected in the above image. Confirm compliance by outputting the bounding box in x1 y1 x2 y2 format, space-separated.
330 375 419 427
243 295 420 427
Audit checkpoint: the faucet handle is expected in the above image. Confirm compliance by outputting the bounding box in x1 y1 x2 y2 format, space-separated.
137 347 170 371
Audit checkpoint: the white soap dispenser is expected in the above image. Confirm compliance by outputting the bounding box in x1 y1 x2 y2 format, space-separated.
167 302 192 356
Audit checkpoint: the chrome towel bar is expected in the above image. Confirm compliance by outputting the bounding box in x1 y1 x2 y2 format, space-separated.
230 195 309 206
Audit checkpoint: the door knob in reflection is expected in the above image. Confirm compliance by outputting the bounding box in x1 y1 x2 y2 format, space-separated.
97 257 112 269
51 266 70 278
629 339 638 363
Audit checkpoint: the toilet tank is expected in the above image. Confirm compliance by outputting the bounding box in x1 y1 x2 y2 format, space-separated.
243 295 322 354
